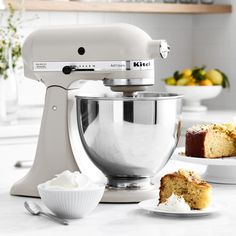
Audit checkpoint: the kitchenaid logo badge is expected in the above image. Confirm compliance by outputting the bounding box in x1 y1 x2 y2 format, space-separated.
131 60 153 70
133 61 150 67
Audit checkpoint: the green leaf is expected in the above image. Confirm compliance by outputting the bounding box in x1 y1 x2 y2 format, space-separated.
216 69 230 89
0 3 23 78
192 66 206 81
173 70 182 81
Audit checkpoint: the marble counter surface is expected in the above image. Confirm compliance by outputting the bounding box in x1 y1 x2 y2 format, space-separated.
0 141 235 236
1 108 235 140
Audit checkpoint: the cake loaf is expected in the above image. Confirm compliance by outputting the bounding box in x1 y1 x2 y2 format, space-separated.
159 169 212 210
185 123 236 158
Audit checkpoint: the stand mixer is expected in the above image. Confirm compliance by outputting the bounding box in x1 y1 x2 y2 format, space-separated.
11 24 182 202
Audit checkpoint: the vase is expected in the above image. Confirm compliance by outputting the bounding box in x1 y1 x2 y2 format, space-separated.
0 78 7 122
0 70 19 123
6 69 19 116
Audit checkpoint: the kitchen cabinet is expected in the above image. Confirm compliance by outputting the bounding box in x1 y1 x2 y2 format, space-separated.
4 0 232 14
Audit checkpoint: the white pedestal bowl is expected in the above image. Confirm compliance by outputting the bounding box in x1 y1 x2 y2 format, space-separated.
165 85 222 112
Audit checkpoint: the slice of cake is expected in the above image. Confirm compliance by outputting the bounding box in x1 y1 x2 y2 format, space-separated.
159 169 212 210
186 123 236 158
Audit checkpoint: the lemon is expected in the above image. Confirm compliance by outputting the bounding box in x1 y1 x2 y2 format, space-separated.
176 77 190 86
165 77 176 85
199 79 213 86
181 69 192 77
186 78 197 86
206 69 223 85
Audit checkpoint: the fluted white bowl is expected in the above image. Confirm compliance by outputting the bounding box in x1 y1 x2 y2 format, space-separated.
38 184 105 219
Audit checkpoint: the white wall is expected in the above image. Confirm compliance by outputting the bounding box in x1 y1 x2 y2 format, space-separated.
1 10 193 105
3 0 234 110
193 0 234 110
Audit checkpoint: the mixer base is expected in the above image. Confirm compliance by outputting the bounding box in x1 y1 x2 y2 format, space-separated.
101 185 158 203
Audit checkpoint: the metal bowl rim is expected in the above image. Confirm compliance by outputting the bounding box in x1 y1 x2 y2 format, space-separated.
76 92 183 101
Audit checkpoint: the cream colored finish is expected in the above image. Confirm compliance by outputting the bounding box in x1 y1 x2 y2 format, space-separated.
22 24 162 88
11 24 166 197
11 86 80 197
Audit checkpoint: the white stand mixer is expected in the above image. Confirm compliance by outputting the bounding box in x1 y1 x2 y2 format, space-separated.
10 24 171 201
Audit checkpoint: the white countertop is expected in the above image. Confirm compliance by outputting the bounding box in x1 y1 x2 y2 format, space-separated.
0 105 42 144
1 109 236 235
1 141 236 236
1 107 236 141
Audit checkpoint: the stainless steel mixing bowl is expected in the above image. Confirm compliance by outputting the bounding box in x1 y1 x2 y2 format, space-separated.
76 93 182 189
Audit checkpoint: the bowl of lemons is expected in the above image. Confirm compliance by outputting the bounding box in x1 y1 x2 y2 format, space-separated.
164 66 230 112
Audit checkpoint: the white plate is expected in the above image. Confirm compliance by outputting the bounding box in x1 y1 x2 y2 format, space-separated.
138 199 218 217
172 147 236 184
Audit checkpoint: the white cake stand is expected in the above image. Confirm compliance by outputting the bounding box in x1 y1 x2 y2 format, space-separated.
172 147 236 184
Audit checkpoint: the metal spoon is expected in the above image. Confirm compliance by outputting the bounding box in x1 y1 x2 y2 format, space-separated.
24 201 69 225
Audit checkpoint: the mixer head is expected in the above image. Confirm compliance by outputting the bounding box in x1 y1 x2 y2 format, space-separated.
22 24 170 94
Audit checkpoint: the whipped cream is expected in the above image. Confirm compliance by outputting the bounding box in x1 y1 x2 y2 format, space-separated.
43 170 98 190
158 194 191 212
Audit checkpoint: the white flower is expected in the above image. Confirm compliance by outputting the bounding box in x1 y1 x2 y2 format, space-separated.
0 62 6 69
0 40 4 48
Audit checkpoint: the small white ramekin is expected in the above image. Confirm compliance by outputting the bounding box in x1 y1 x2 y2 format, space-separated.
38 184 105 219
